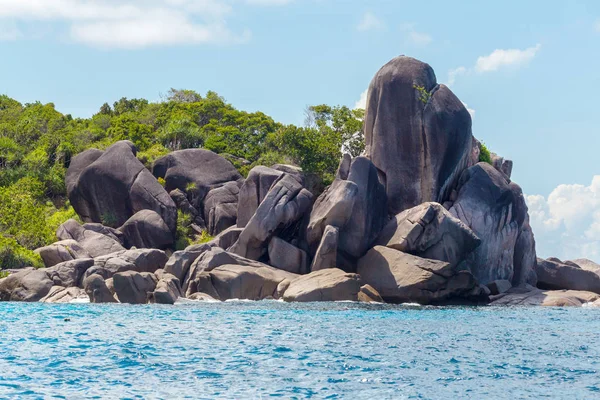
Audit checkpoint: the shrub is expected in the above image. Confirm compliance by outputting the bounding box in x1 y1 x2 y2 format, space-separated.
0 236 44 269
479 142 493 165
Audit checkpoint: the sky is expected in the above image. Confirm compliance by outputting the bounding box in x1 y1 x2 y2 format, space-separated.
0 0 599 262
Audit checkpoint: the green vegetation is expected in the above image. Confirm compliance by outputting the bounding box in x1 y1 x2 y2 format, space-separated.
0 89 365 269
413 84 431 105
479 142 493 165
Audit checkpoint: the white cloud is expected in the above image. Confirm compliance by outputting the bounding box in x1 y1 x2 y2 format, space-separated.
399 23 431 46
447 66 467 86
0 0 280 48
461 101 475 118
357 12 383 32
526 176 600 262
354 88 368 110
474 44 541 73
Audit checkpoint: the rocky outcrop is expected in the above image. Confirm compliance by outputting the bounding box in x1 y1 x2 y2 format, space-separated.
491 286 600 307
268 237 309 274
113 271 158 304
83 248 168 281
164 247 210 282
82 223 125 245
203 181 240 235
535 258 600 294
45 258 94 287
35 239 91 268
0 269 53 302
376 202 480 268
57 219 125 258
567 258 600 273
357 246 480 304
118 210 174 249
282 268 364 302
364 56 472 215
230 174 313 260
83 274 116 303
450 163 536 286
66 140 176 231
238 166 285 227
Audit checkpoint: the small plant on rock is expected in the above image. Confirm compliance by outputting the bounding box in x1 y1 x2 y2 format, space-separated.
413 84 431 105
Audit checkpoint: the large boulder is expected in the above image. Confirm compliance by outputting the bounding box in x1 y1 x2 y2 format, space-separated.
375 202 480 267
83 274 117 303
310 225 339 272
194 264 297 301
230 174 313 260
203 181 240 235
337 157 387 259
57 219 125 258
118 210 174 249
35 240 91 268
0 269 53 302
364 56 473 215
567 258 600 273
237 166 284 228
357 246 480 304
66 140 176 231
282 268 363 302
536 258 600 294
82 223 125 245
40 286 88 303
45 258 94 287
267 237 309 274
149 273 182 305
113 271 158 304
450 163 536 286
83 248 168 281
305 179 357 254
164 246 210 282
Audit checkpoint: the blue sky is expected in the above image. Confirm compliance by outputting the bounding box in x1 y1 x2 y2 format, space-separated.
0 0 599 261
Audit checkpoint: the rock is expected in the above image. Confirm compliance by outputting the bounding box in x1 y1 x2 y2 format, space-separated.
45 258 94 287
364 56 472 215
164 247 209 282
230 174 313 260
237 166 286 227
535 258 600 294
358 284 383 303
338 157 388 259
183 247 271 296
567 258 600 273
203 181 240 235
357 246 478 304
199 264 297 301
149 273 182 305
40 286 88 303
376 202 480 268
56 219 126 258
66 140 176 231
310 225 339 272
486 280 512 295
267 237 309 274
209 226 243 250
305 179 357 253
187 292 218 301
118 210 174 249
113 271 158 304
83 274 117 303
469 137 481 167
282 268 363 302
0 269 53 302
450 163 535 285
169 188 198 217
335 153 352 180
82 223 125 245
490 287 600 307
83 248 168 281
35 240 91 268
513 218 538 286
490 153 513 179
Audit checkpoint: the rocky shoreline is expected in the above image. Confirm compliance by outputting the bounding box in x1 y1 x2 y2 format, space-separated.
1 55 599 307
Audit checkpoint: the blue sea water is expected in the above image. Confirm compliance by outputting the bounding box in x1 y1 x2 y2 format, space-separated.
1 302 600 399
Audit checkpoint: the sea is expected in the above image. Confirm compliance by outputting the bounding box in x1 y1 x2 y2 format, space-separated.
1 301 599 399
